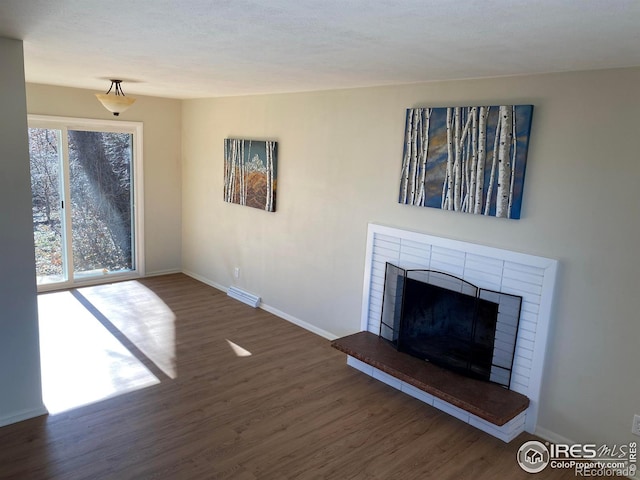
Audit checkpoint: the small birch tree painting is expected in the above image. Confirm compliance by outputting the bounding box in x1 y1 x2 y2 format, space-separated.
398 105 533 219
224 138 277 212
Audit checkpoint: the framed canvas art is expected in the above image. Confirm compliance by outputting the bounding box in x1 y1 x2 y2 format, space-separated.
224 138 277 212
398 105 533 219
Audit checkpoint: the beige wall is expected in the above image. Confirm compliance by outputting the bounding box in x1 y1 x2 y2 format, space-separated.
26 83 183 275
182 67 640 447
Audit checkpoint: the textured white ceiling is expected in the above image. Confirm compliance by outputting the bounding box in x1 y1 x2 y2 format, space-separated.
1 0 639 99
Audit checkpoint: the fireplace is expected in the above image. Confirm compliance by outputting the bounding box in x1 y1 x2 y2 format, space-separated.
344 223 558 442
380 264 522 388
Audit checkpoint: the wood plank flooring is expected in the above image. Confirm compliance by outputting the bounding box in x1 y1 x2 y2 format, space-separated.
0 274 588 479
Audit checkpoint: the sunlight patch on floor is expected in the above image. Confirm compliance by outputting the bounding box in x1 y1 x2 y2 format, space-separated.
226 339 252 357
78 281 177 378
38 291 161 414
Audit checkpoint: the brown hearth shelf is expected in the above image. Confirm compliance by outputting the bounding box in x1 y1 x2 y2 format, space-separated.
331 331 529 426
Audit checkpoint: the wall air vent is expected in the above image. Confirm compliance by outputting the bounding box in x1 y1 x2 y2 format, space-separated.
227 286 261 308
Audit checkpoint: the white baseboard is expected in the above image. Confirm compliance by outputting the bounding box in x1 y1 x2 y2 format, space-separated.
182 270 227 292
181 270 337 341
145 268 182 277
0 405 48 428
534 425 575 445
259 303 337 340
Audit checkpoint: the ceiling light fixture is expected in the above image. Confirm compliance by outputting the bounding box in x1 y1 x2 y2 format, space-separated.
95 79 136 116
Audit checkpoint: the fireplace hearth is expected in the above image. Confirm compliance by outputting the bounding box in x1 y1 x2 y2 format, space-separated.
331 332 529 427
332 224 558 442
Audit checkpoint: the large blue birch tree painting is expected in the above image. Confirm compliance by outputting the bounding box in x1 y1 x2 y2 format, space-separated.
399 105 533 219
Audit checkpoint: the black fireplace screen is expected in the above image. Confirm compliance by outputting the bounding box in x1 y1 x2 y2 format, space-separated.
379 263 522 388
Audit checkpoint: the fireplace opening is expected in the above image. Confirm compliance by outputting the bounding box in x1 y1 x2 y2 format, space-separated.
379 263 522 388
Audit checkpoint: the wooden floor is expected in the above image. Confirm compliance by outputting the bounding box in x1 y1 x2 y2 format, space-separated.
0 274 586 479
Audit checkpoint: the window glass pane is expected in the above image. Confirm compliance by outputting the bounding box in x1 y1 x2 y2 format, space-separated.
68 130 134 277
29 128 65 285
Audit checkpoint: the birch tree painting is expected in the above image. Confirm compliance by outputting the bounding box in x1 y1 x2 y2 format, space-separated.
398 105 533 219
224 138 277 212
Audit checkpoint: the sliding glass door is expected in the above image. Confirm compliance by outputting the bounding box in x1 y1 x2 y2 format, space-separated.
28 116 144 290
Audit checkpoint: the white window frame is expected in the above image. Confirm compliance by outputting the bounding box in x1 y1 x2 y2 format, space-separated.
28 114 145 292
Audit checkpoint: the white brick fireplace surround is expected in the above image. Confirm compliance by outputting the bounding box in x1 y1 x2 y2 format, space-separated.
355 223 558 442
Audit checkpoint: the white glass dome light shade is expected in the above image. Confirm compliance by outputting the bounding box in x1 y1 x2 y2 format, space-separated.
95 80 136 116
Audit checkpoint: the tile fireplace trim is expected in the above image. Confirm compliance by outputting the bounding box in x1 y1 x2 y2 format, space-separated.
359 223 558 435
